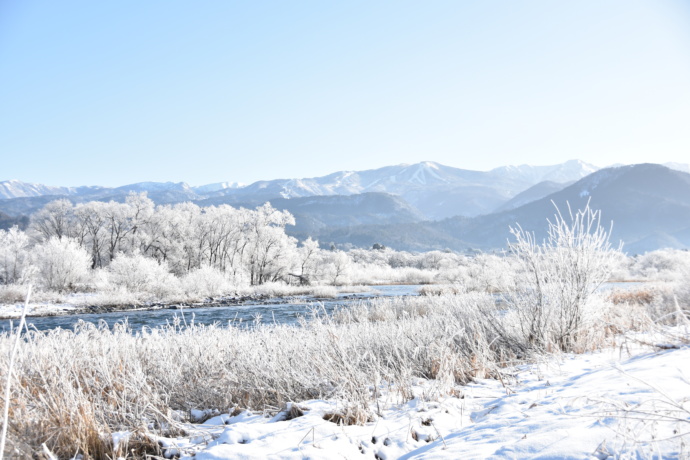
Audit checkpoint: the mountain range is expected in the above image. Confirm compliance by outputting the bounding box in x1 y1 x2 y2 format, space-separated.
0 160 600 219
2 161 690 253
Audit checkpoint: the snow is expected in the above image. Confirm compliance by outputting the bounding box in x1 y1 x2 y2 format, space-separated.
112 431 131 453
148 336 690 459
0 301 78 319
664 162 690 174
193 182 245 193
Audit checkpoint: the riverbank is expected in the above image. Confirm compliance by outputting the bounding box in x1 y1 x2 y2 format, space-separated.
0 293 311 320
0 284 421 320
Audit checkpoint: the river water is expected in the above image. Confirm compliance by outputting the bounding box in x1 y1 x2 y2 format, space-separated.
3 281 644 334
4 285 423 333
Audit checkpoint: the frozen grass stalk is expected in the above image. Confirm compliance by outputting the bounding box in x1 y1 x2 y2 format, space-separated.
0 285 31 460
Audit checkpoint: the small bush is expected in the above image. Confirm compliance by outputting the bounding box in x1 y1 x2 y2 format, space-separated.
181 265 235 297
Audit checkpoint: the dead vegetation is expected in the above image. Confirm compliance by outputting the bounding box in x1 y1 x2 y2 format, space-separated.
0 288 653 458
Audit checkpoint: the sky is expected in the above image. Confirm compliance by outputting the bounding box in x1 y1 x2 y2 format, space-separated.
1 0 689 187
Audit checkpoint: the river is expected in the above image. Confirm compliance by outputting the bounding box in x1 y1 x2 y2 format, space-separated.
2 285 423 333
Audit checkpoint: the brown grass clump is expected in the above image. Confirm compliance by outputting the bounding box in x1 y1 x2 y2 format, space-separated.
323 407 373 426
286 403 309 421
608 289 656 306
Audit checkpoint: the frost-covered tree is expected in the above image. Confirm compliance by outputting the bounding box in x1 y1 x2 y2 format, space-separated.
295 237 320 284
29 198 75 242
321 250 352 285
245 204 297 285
73 201 109 268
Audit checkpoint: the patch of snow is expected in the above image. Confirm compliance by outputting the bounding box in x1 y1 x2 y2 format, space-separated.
193 182 245 194
112 431 131 452
0 301 78 319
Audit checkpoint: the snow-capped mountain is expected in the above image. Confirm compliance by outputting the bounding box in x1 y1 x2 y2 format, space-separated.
0 180 80 200
3 162 690 253
0 160 600 219
113 181 192 193
488 159 598 186
208 160 599 219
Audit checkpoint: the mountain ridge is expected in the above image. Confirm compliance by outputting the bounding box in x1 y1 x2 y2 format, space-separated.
1 159 603 219
3 162 690 253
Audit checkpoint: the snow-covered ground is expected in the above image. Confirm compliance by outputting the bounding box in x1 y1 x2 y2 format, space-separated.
149 339 690 459
0 300 78 319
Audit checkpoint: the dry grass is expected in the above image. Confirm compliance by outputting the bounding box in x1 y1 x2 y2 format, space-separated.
0 290 656 457
608 289 657 306
0 293 520 456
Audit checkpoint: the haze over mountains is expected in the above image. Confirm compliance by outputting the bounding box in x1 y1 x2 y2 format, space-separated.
2 161 690 253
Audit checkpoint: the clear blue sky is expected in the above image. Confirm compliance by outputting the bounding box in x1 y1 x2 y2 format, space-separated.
1 0 689 187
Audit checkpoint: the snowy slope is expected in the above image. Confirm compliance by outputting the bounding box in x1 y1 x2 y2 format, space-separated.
0 180 77 200
192 182 245 194
489 159 599 185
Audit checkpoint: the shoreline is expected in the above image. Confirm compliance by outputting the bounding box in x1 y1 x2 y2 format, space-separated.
0 290 401 321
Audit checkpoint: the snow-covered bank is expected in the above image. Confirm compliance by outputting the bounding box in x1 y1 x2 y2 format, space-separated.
161 340 690 459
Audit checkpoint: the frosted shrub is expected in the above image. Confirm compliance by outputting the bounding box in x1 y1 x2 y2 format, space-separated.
107 252 179 298
181 265 234 297
349 264 438 285
31 237 91 292
460 254 516 293
630 249 690 282
508 203 620 351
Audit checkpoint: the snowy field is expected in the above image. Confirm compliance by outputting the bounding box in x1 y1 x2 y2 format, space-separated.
148 334 690 459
